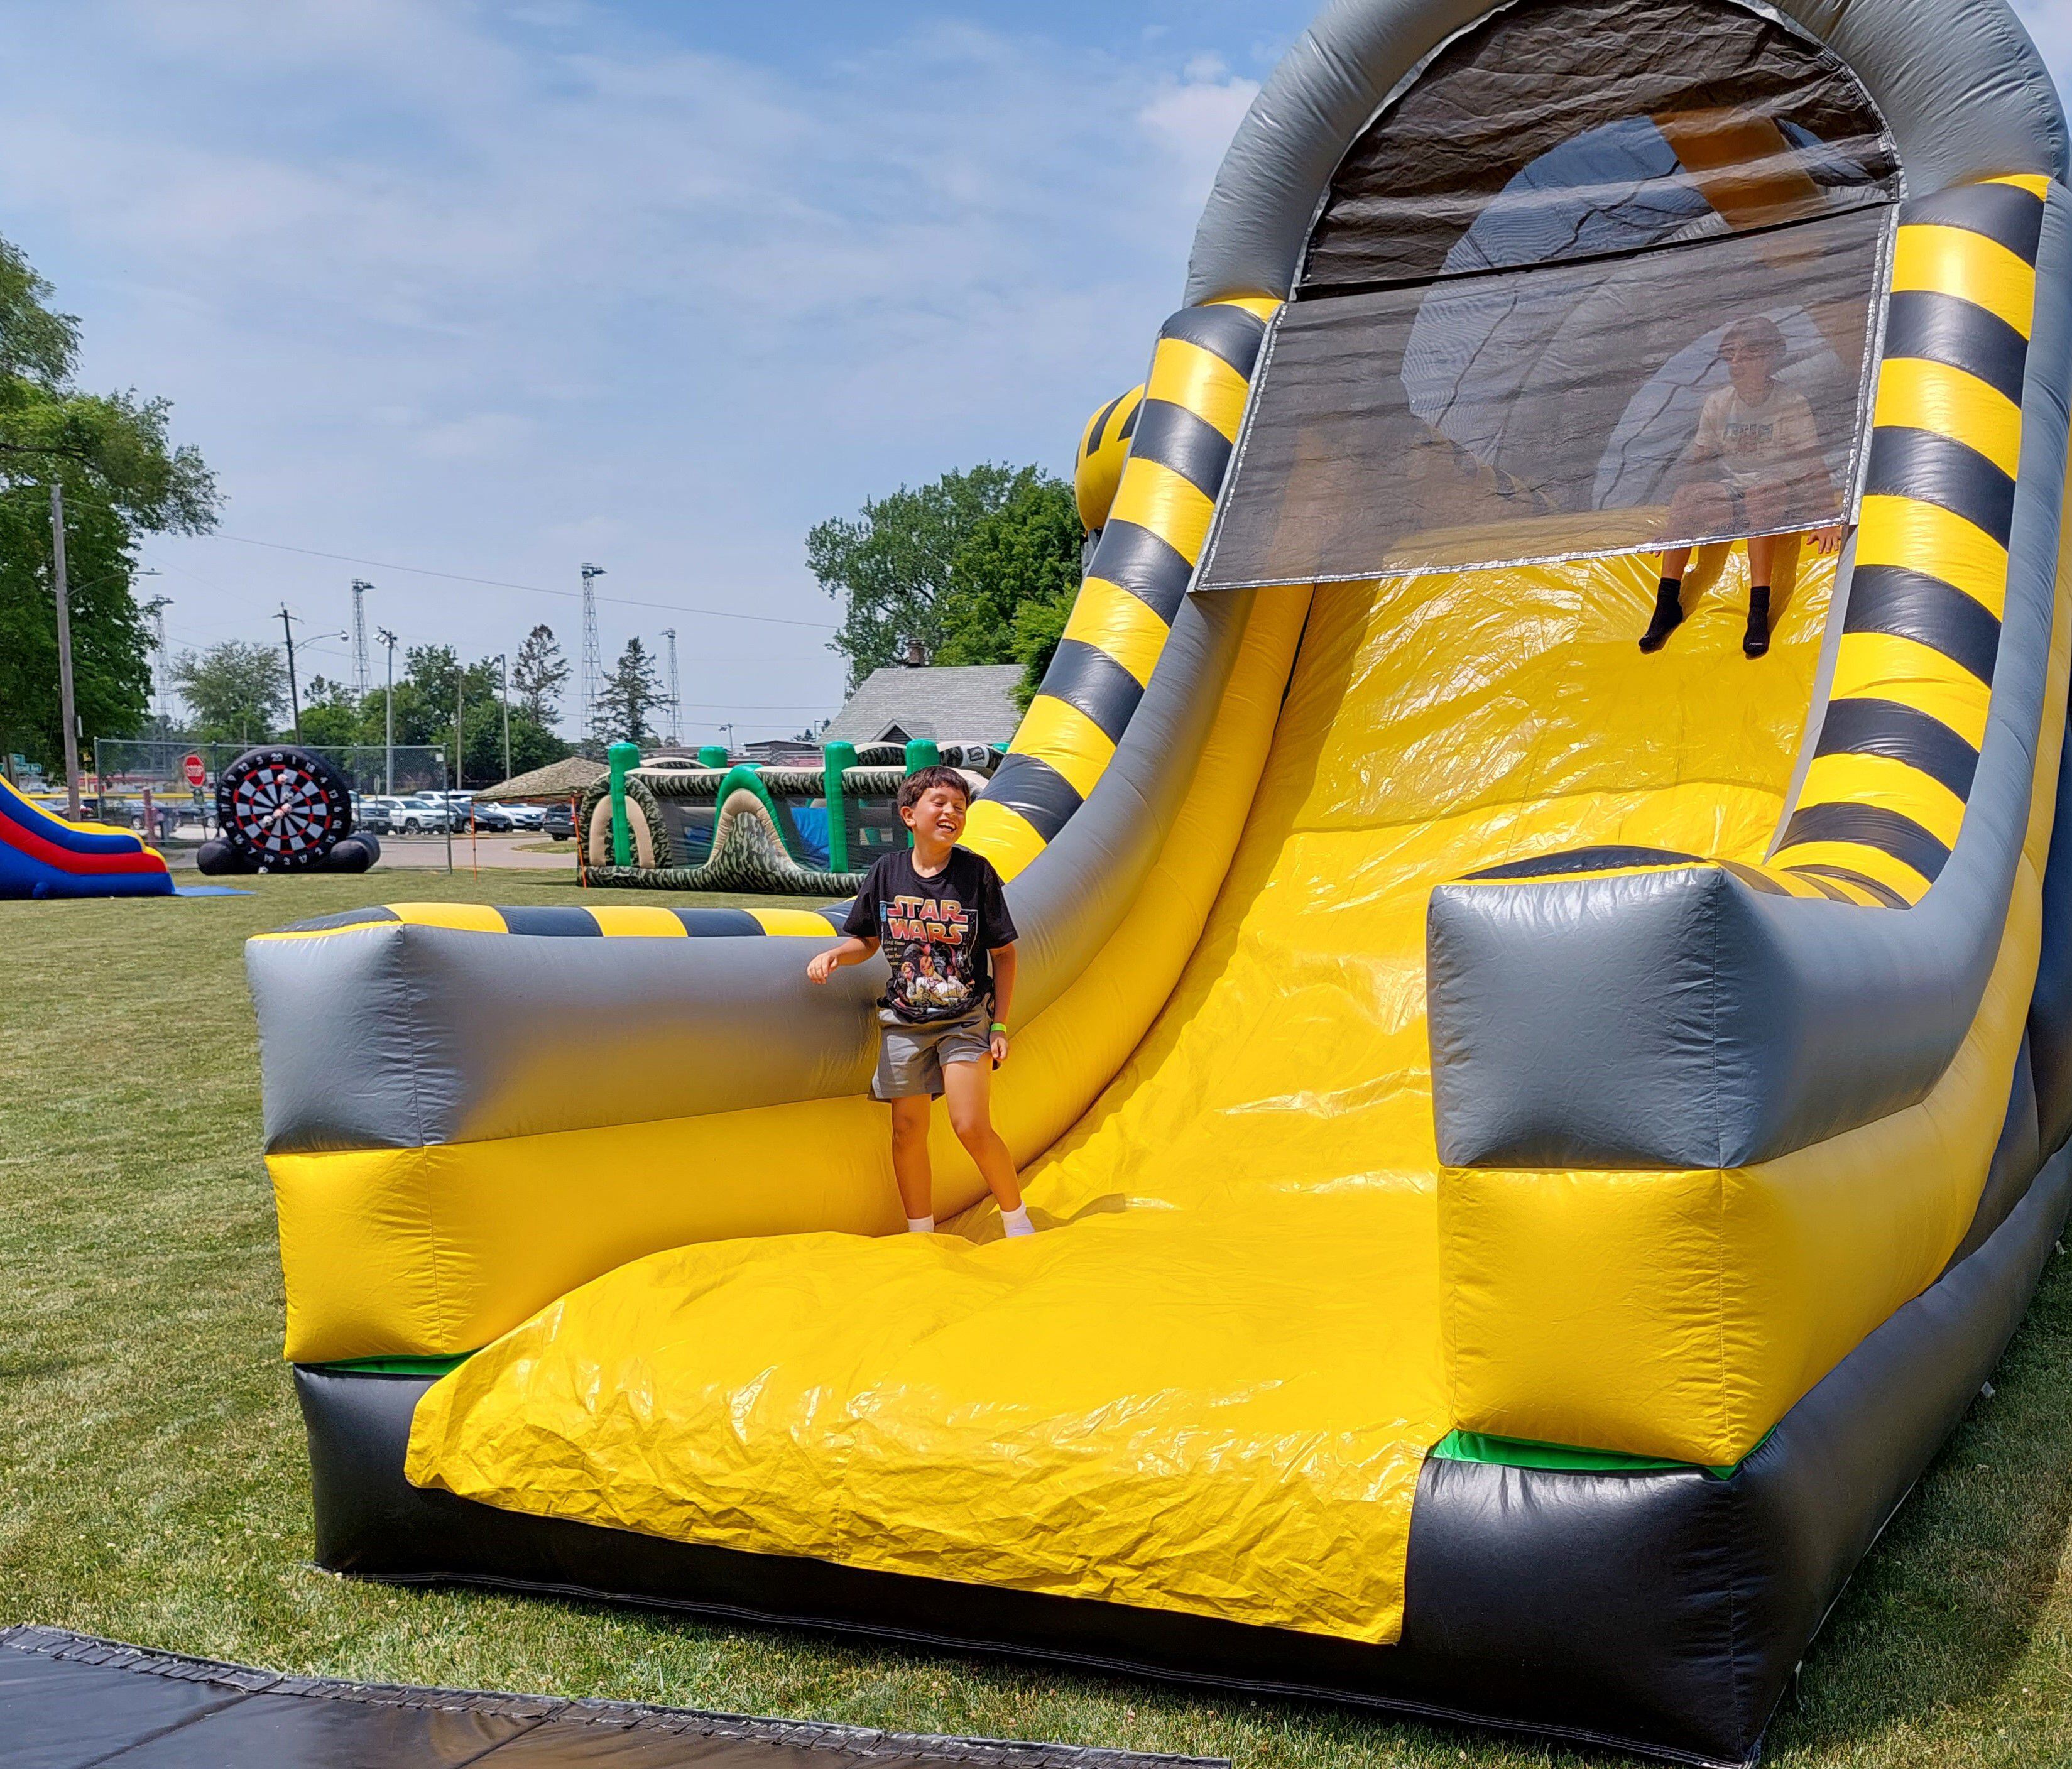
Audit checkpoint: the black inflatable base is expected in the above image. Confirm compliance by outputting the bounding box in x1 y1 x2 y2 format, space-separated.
295 1149 2072 1769
196 830 380 876
0 1625 1221 1769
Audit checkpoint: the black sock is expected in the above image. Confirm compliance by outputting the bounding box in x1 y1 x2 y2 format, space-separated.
1744 584 1771 658
1639 577 1685 653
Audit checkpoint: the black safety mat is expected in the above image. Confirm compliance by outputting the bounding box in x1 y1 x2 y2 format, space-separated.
0 1626 1229 1769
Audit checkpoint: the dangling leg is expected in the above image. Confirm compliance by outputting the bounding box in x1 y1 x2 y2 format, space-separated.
1641 544 1692 653
1743 526 1779 660
1645 482 1730 653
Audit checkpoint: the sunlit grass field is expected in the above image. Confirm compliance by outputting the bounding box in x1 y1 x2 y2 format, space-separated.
2 870 2069 1766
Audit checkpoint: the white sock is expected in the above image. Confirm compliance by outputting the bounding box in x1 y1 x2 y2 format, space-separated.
906 1215 935 1234
1001 1204 1035 1238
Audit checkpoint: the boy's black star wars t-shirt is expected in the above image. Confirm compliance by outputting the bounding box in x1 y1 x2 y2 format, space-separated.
844 846 1018 1024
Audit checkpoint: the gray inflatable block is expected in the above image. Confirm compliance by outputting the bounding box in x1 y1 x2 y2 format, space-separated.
1429 866 1968 1169
248 925 882 1154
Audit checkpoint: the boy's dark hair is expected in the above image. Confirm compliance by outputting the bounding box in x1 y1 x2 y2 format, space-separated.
897 764 972 814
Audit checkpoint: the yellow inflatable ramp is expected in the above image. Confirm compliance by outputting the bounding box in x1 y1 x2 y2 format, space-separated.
406 547 1829 1642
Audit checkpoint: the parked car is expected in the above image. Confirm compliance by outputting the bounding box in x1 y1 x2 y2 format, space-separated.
501 803 545 832
543 801 575 842
466 802 515 833
391 797 454 835
356 796 403 834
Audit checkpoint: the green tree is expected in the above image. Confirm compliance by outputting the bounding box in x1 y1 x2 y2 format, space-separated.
934 472 1082 706
297 675 364 749
0 236 217 769
171 641 286 746
591 637 664 749
809 463 1078 687
511 623 569 727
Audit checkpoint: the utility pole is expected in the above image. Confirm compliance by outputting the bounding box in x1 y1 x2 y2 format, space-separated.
660 628 680 746
376 627 398 793
495 652 511 785
350 580 373 702
579 563 604 747
278 604 304 744
50 484 80 817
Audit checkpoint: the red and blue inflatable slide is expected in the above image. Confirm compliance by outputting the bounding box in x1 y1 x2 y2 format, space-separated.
0 775 172 899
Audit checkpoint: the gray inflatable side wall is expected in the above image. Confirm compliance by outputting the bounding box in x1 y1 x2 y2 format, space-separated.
2029 717 2072 1151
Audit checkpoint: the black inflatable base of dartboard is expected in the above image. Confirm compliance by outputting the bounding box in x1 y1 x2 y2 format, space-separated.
196 831 379 876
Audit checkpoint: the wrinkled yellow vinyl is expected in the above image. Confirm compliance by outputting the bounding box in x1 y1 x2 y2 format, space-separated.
408 543 1936 1643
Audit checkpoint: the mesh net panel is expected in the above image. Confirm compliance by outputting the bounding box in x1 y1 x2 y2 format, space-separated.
1198 0 1897 590
1201 205 1890 586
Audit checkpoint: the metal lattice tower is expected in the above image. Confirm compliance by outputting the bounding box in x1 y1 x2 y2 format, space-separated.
349 580 373 702
579 563 606 737
141 594 173 725
660 628 679 746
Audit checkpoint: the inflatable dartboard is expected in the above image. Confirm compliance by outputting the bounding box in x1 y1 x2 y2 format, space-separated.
214 746 354 872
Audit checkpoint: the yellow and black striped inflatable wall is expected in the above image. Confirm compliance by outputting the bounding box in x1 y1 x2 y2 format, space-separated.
1768 175 2048 906
965 297 1280 881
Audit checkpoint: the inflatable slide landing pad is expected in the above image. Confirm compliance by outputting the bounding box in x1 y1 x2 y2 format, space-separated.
0 1625 1224 1769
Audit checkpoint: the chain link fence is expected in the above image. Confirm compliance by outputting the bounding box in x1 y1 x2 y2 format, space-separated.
89 739 449 841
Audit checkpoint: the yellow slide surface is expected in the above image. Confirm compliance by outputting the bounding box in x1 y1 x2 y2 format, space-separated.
408 547 1833 1644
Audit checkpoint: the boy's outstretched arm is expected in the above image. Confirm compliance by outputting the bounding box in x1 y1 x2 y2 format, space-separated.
989 942 1017 1062
807 935 878 984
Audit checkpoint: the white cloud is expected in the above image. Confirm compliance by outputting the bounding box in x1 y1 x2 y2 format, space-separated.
0 4 1265 732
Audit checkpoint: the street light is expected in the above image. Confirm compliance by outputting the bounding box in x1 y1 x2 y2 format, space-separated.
492 651 510 785
375 628 399 794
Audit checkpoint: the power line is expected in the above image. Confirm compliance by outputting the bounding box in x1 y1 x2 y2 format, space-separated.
201 532 837 630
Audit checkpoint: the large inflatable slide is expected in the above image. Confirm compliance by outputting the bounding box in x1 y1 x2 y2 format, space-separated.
0 775 172 898
249 2 2072 1761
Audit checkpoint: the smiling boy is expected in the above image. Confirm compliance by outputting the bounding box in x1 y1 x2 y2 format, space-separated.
805 765 1033 1237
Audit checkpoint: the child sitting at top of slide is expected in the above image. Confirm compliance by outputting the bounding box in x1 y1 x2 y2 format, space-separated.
806 765 1035 1238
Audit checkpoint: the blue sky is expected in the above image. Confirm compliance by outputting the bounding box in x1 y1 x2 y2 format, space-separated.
3 1 2066 740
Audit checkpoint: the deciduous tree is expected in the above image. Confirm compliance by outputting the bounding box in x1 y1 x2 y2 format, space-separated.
809 464 1079 689
0 236 217 768
170 642 286 746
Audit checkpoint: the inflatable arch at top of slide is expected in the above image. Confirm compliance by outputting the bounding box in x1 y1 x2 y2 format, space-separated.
250 2 2072 1760
0 775 172 898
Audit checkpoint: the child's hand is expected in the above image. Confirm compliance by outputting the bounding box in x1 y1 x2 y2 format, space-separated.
1811 524 1847 557
806 949 840 984
989 1030 1009 1065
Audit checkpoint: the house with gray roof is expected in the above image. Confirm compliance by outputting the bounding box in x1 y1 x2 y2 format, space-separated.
823 665 1022 746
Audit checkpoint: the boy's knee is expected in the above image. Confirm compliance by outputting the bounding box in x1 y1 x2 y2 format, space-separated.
890 1102 930 1144
949 1110 995 1151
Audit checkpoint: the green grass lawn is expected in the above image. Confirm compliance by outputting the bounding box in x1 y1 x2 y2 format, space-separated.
2 869 2069 1766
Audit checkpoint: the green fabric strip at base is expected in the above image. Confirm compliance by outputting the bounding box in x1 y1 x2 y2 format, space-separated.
309 1353 472 1378
1432 1428 1744 1480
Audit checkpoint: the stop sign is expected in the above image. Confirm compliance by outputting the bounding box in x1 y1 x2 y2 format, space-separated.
182 752 206 789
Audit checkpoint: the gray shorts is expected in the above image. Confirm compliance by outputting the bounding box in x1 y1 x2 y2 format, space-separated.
871 1004 993 1101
